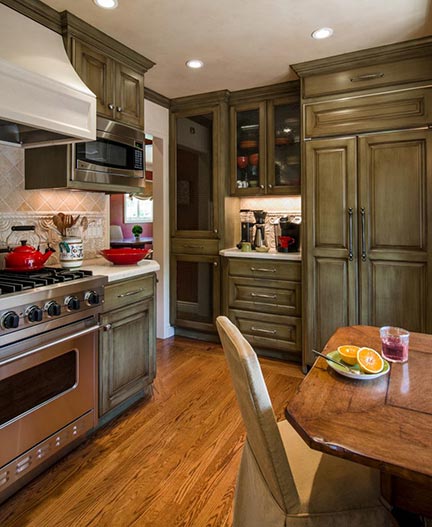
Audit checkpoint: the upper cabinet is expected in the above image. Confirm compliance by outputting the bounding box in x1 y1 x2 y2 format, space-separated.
61 12 154 130
229 82 300 196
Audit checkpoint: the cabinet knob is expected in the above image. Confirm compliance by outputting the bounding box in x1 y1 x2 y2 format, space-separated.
116 106 123 113
108 103 114 110
213 261 218 267
103 323 112 331
268 184 273 189
260 184 264 189
214 229 218 234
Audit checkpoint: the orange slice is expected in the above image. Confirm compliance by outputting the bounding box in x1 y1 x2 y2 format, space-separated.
357 347 384 374
337 345 360 365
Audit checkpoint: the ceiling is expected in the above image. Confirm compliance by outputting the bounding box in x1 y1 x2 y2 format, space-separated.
43 0 432 99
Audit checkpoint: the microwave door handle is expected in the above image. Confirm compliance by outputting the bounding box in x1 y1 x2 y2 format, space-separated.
75 168 145 180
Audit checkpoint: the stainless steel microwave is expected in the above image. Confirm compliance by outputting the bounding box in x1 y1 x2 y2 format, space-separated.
25 117 146 193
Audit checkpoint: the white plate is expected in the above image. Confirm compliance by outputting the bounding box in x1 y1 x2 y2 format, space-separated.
326 350 390 380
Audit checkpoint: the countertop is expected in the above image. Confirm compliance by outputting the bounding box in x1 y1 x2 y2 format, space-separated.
82 257 160 282
220 248 301 261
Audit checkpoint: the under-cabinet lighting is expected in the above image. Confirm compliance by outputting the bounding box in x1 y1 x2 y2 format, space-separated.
186 59 204 69
93 0 118 9
311 27 334 40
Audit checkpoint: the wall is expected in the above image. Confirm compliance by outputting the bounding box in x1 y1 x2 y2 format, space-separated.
0 144 109 264
144 99 173 339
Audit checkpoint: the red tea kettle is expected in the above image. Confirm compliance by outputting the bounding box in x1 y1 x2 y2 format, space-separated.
4 226 55 271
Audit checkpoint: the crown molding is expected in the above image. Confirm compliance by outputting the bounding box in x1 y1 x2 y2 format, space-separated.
145 87 170 109
0 0 61 33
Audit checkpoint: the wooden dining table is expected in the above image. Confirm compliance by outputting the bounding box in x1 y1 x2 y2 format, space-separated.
285 325 432 517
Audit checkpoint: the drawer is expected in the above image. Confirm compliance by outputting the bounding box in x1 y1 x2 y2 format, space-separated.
302 56 432 99
228 276 301 316
103 274 155 312
171 238 219 255
305 88 432 138
228 258 301 281
229 309 302 354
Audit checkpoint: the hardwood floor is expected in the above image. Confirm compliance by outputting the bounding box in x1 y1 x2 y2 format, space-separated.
0 337 303 527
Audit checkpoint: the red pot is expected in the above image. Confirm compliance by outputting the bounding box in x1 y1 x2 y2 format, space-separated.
237 156 248 169
249 153 259 166
5 241 54 271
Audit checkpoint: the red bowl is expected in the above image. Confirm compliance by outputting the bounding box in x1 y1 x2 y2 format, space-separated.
100 248 152 265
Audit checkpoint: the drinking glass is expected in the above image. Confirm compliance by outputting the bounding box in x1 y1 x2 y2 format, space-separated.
379 326 409 363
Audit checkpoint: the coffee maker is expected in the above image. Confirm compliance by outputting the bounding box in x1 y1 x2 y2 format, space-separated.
253 210 267 249
274 216 301 252
237 209 255 248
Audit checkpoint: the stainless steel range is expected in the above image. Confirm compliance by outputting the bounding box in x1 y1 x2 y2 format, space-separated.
0 268 107 503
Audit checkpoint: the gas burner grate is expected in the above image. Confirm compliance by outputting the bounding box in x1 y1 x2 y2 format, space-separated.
0 268 93 296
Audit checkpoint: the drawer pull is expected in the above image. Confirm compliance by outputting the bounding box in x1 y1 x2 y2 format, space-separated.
350 72 384 82
250 267 276 273
251 326 277 335
117 288 144 298
251 293 277 299
183 244 204 249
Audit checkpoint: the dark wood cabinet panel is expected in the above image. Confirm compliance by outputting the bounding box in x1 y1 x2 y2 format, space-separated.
99 275 156 420
115 62 144 129
305 88 432 138
304 130 432 366
223 257 302 360
73 40 114 118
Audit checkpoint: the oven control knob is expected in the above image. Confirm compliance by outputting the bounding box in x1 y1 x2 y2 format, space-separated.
65 296 80 311
26 306 43 323
45 301 61 317
1 311 19 329
85 291 100 306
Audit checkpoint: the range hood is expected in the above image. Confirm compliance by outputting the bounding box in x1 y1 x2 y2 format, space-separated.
0 4 96 148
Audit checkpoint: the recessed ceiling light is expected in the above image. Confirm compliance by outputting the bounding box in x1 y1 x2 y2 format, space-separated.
311 27 334 40
93 0 118 9
186 59 204 69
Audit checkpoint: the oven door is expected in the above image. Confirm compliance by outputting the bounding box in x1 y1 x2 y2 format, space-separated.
73 118 145 188
0 319 99 468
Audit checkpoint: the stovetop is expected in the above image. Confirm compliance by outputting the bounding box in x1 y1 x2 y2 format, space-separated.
0 267 93 295
0 268 107 346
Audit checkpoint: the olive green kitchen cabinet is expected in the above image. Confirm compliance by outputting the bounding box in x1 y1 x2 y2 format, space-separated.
304 129 432 366
62 12 154 129
169 91 233 337
222 257 302 361
229 82 300 196
99 274 156 423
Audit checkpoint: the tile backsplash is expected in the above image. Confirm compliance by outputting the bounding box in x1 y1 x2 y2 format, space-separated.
0 144 109 264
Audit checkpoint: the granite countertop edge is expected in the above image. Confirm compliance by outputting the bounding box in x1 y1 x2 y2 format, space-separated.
82 257 160 283
220 248 301 261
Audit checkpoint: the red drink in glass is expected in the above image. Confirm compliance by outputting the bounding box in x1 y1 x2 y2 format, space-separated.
379 326 409 363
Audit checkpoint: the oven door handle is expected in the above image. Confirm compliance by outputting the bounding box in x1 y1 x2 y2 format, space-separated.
0 324 101 367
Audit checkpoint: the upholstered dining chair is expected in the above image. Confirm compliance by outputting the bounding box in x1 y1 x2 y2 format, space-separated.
216 316 392 527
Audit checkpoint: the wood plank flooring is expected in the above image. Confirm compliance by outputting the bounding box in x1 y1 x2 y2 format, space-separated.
0 337 303 527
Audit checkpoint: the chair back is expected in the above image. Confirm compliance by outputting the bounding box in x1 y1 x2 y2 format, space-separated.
216 316 300 513
110 225 123 241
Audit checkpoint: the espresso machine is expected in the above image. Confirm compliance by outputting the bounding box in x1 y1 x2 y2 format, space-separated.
237 209 255 248
253 210 267 249
274 215 301 252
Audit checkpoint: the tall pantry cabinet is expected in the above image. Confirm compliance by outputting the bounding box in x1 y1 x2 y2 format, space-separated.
293 37 432 367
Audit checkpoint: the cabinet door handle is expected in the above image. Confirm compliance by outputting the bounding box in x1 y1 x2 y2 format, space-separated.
250 267 276 273
117 288 144 298
214 229 218 234
259 184 264 189
348 207 353 261
268 184 273 189
361 207 367 261
103 323 112 331
213 261 218 267
251 293 277 299
116 106 123 112
182 244 204 249
350 72 384 82
108 103 114 110
251 326 277 335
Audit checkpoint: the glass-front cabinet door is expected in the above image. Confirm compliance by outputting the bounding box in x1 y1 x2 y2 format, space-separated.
172 107 219 237
170 254 220 332
267 98 301 195
230 102 266 195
